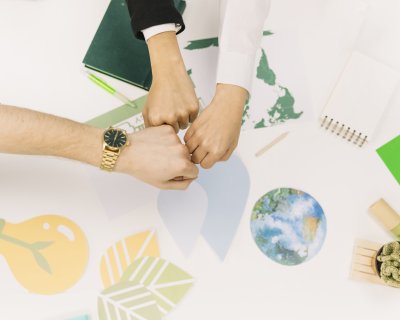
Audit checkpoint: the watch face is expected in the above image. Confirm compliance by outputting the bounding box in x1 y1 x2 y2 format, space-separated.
104 129 127 148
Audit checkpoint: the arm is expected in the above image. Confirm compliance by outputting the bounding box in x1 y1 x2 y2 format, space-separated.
144 31 199 132
185 0 271 169
216 0 271 92
0 104 198 189
126 0 199 132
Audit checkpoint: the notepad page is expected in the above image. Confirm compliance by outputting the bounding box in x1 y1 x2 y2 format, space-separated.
321 51 399 141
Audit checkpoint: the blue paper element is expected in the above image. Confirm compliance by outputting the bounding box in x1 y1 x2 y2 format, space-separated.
67 315 90 320
157 154 250 259
87 166 157 220
198 154 250 259
157 182 208 256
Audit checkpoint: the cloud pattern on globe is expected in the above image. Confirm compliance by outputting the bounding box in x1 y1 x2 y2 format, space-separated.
250 188 327 266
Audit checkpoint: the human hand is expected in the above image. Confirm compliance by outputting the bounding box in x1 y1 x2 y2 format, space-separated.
115 125 199 190
144 32 199 132
184 84 248 169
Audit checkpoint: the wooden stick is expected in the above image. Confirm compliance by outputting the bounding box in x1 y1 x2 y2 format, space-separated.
350 239 385 285
255 132 289 157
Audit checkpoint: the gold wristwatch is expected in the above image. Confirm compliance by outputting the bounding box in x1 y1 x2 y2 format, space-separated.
100 127 129 172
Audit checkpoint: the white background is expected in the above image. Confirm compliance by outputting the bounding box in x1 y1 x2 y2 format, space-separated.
0 0 400 319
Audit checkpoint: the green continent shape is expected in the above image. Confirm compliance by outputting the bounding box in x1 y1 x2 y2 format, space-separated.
254 118 266 129
185 38 219 50
242 102 250 125
267 87 303 125
256 49 276 86
252 188 292 219
185 30 271 51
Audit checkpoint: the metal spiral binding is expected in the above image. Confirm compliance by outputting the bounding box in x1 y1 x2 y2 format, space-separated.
320 115 368 147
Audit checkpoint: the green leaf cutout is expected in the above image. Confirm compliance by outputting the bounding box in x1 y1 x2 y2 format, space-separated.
32 250 52 274
0 219 5 234
31 241 54 250
98 283 162 320
120 257 194 316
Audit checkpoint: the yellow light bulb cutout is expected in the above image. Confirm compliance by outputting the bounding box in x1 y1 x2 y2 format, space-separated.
0 215 89 295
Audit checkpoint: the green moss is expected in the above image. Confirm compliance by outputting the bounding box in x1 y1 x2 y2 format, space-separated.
377 241 400 288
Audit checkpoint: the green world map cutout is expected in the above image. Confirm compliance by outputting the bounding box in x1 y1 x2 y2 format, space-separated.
184 31 304 129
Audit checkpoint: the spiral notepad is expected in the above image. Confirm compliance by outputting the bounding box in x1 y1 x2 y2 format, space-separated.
320 51 399 147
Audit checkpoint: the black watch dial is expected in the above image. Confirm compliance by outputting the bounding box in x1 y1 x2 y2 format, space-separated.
104 129 127 148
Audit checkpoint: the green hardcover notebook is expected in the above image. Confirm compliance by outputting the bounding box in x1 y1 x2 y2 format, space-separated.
377 135 400 184
83 0 186 91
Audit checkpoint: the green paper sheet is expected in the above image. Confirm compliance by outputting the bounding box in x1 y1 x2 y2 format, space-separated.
98 283 163 320
377 135 400 184
86 95 146 129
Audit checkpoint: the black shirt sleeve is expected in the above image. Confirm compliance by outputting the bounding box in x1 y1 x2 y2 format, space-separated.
126 0 185 40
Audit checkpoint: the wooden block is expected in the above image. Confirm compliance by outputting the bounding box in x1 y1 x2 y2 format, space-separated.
354 239 381 251
355 247 377 257
353 254 374 265
350 270 385 285
352 262 375 274
350 239 386 286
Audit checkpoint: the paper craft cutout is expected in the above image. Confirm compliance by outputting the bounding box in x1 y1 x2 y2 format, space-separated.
98 283 163 320
67 315 90 320
87 167 156 220
0 215 89 294
157 182 207 256
377 134 400 184
100 230 160 288
86 95 146 131
181 30 312 130
120 257 194 316
158 154 250 260
250 188 327 266
198 155 250 259
98 232 194 319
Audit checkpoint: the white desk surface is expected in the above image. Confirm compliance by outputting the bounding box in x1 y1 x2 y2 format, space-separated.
0 0 399 319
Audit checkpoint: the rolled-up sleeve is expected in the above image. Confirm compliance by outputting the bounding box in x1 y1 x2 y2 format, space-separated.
217 0 271 92
126 0 185 40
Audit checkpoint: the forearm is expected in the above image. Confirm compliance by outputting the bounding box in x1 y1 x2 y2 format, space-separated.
144 31 199 130
147 31 186 78
214 84 248 111
0 104 103 166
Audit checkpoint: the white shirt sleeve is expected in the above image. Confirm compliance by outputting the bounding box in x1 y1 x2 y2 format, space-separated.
217 0 271 92
142 23 178 42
